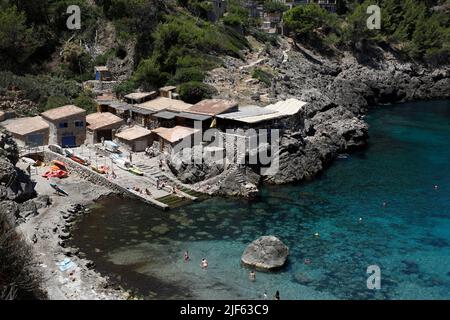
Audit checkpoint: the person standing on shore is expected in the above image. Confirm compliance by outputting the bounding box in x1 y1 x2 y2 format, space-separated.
275 290 280 300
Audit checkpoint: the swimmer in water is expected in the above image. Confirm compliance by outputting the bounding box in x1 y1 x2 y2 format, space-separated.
249 270 256 281
201 258 208 269
184 250 189 262
383 201 387 207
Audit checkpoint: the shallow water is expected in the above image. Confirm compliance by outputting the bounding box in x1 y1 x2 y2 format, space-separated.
71 100 450 300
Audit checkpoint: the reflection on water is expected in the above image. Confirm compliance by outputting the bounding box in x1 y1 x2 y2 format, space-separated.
70 100 450 300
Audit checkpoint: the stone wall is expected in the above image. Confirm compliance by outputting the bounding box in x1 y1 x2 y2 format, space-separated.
83 80 118 94
42 150 169 210
44 114 87 147
43 151 125 195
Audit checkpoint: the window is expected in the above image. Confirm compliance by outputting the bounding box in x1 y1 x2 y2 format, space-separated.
75 120 84 127
59 122 68 128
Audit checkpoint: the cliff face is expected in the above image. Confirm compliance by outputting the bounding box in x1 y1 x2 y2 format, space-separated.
182 37 450 192
0 129 46 299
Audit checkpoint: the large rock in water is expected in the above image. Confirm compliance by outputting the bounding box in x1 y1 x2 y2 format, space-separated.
241 236 289 271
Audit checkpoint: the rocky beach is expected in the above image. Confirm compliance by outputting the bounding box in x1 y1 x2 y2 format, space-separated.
0 129 128 299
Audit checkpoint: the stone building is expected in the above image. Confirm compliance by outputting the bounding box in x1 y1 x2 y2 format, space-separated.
41 105 86 147
1 116 50 147
86 112 125 144
94 66 112 81
152 126 201 153
209 0 228 22
115 126 152 152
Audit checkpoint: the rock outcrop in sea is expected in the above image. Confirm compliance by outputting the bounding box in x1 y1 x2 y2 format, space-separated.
241 236 289 271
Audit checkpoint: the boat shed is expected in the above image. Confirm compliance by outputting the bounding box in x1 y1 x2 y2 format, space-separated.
175 112 212 129
136 97 193 113
152 111 178 128
96 93 117 113
152 125 201 153
86 112 125 144
41 105 86 147
216 99 307 129
108 102 132 118
159 86 177 99
94 66 112 81
188 99 238 116
133 97 193 129
2 116 50 147
115 126 152 152
124 91 158 105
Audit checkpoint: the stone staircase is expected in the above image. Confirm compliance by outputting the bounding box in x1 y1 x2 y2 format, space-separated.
133 162 207 209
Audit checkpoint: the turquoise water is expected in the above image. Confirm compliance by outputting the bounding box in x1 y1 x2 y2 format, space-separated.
71 100 450 300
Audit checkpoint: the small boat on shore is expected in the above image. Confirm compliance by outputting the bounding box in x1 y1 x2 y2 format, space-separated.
71 155 90 166
128 166 144 176
92 165 109 174
22 157 37 166
113 158 131 171
50 183 69 196
52 160 68 170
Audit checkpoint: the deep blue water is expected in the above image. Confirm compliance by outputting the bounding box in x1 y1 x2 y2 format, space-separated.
71 100 450 300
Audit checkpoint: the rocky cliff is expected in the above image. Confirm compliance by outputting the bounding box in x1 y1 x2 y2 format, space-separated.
170 37 450 194
0 128 46 299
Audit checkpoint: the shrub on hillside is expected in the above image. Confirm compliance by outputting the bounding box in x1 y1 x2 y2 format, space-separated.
178 81 217 104
252 68 273 86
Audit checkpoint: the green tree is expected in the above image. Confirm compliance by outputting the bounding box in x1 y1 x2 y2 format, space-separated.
133 58 169 90
178 81 216 103
393 0 428 42
75 94 97 114
284 4 337 43
45 96 71 111
263 1 288 13
381 0 404 39
343 0 380 44
0 6 39 71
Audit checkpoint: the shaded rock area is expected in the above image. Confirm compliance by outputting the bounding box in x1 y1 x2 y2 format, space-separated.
167 146 225 184
241 236 289 271
0 129 45 299
0 131 37 203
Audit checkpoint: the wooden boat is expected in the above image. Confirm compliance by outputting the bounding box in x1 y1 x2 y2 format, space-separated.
113 158 131 171
52 160 67 170
22 157 36 166
71 155 89 166
43 170 68 179
92 165 109 174
128 167 144 176
50 183 69 196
